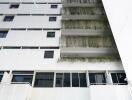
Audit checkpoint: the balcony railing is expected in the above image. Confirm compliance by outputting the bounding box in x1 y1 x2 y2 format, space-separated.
60 36 116 48
62 20 109 29
58 55 120 62
63 3 102 7
0 82 31 100
60 48 118 58
62 7 105 15
62 15 106 20
61 29 111 36
62 0 102 4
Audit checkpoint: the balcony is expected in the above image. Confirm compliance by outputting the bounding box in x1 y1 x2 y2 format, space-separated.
62 7 105 16
62 20 109 29
60 48 118 57
62 15 106 20
0 83 31 100
60 36 116 48
63 3 102 7
62 0 102 4
61 29 111 36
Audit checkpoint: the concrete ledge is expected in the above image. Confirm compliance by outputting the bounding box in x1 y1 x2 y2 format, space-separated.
62 15 106 20
61 29 111 36
61 47 118 57
63 3 102 7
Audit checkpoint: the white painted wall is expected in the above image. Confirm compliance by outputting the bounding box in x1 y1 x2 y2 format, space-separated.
0 4 62 14
102 0 132 83
0 84 31 100
0 0 61 3
0 15 61 28
0 49 123 70
0 30 61 46
30 86 132 100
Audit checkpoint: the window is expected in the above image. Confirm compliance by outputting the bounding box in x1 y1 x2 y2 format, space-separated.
89 73 106 85
49 17 56 21
34 72 54 87
47 32 55 38
44 51 54 58
0 31 8 38
10 4 19 9
72 73 87 87
55 72 87 87
79 73 87 87
63 73 70 87
72 73 79 87
0 72 4 82
56 73 63 87
51 5 58 8
3 16 14 22
111 73 128 85
12 71 33 85
55 73 71 87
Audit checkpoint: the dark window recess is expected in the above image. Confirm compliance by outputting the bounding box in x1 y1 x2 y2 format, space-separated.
72 73 79 87
0 75 3 82
34 72 54 87
12 75 33 84
79 73 87 87
47 32 55 37
0 31 8 38
3 16 14 22
89 73 106 85
10 4 19 9
51 5 58 8
56 73 63 87
56 73 71 87
63 73 70 87
49 17 56 21
3 46 21 49
44 51 54 58
111 73 128 85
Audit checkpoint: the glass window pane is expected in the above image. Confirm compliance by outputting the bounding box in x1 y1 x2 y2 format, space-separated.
47 32 55 37
63 73 70 87
10 4 19 8
117 73 128 85
0 31 8 38
89 73 96 84
49 17 56 21
44 51 54 58
79 73 87 87
3 16 14 22
51 5 58 8
111 73 118 84
12 75 33 84
89 73 106 85
72 73 79 87
34 72 54 87
0 75 3 82
56 73 63 87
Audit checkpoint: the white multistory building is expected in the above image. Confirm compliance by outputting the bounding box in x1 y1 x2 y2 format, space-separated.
0 0 131 100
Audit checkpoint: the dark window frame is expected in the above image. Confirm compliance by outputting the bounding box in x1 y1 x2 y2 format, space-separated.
89 73 106 85
51 5 58 8
10 4 19 9
111 73 128 85
3 16 14 22
0 31 8 38
49 17 56 21
34 72 54 87
11 71 33 85
47 32 55 38
44 51 54 58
